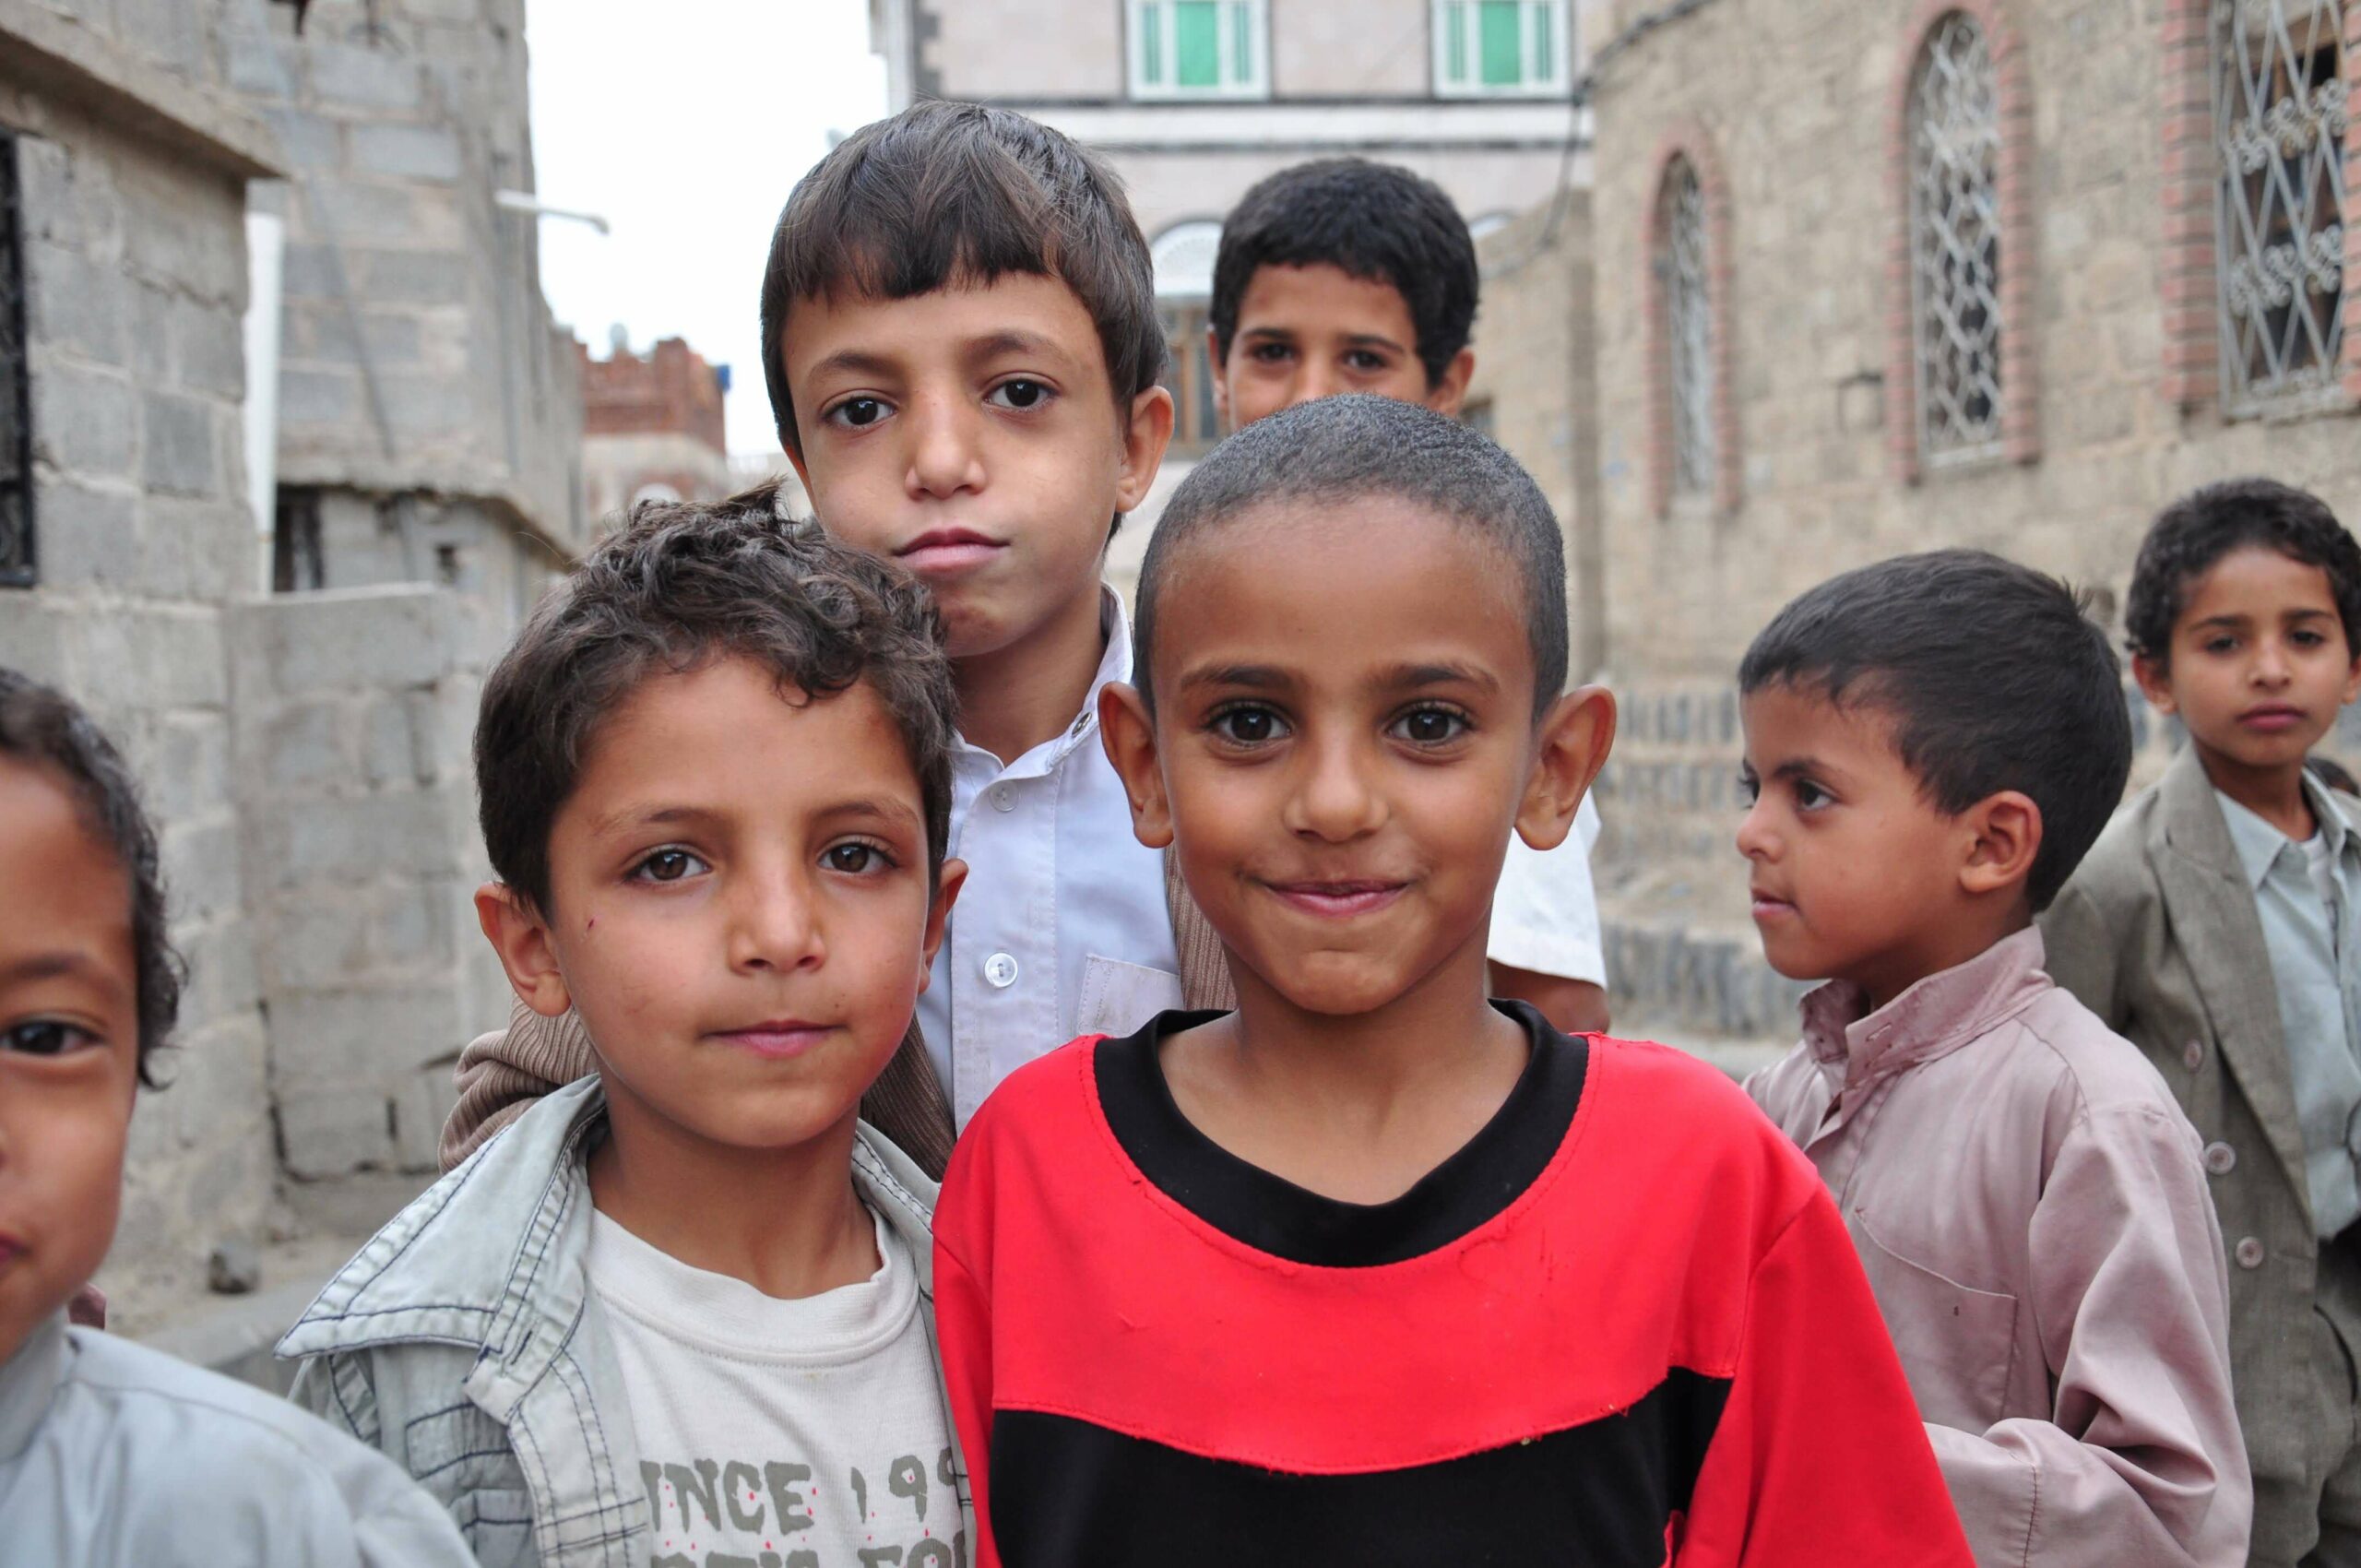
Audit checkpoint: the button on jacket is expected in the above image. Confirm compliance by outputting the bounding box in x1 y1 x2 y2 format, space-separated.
1747 927 2249 1567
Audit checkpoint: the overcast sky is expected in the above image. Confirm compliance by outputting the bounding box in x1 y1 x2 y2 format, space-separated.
526 0 887 459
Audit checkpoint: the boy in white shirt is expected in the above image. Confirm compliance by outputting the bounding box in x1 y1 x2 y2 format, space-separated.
279 500 973 1565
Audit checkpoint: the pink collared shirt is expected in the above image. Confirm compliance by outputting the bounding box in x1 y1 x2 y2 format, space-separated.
1747 926 2251 1567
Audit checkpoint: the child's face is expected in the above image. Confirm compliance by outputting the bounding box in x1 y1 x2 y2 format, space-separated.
0 757 141 1364
1738 683 2021 1009
1103 499 1605 1017
781 273 1171 662
478 658 961 1159
2135 545 2361 777
1213 263 1474 433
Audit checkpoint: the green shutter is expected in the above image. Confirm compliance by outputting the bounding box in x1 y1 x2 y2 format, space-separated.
1142 2 1163 83
1443 1 1467 82
1478 0 1524 85
1532 1 1553 81
1229 0 1252 86
1176 1 1220 86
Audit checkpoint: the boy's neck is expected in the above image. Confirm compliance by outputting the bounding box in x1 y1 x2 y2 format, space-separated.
587 1096 877 1300
1850 903 2032 1016
954 578 1109 766
2195 741 2318 841
1171 938 1525 1205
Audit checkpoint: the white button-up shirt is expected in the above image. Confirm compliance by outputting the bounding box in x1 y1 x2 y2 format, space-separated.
920 591 1182 1123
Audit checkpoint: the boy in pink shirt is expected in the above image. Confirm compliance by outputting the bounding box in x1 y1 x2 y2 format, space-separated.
1739 551 2249 1565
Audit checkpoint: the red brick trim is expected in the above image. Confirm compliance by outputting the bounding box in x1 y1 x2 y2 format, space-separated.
2158 0 2218 410
2346 0 2361 402
1643 122 1740 518
1884 0 2038 482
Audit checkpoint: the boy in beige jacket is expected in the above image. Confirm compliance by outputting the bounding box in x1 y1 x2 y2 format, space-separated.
1739 551 2249 1566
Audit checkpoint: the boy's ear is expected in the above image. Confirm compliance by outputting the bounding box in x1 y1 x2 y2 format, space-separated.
2342 647 2361 708
1114 385 1176 515
1959 790 2043 901
1206 324 1231 425
1097 681 1175 849
1515 684 1617 852
916 858 967 991
474 881 574 1018
1423 347 1477 420
2130 652 2177 716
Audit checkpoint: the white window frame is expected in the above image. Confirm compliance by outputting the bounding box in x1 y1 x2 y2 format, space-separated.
1130 0 1269 101
1431 0 1572 98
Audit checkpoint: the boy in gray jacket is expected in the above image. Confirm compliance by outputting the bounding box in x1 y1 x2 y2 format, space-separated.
0 669 472 1568
279 498 975 1566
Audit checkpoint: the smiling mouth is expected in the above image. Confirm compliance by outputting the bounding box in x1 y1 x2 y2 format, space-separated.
710 1021 836 1060
1264 880 1409 918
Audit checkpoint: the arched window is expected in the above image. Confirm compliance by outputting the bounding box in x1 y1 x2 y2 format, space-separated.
1657 158 1716 498
2213 0 2346 410
1151 220 1225 457
1906 12 2003 464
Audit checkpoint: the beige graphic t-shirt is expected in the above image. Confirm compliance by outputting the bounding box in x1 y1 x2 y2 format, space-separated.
586 1204 960 1567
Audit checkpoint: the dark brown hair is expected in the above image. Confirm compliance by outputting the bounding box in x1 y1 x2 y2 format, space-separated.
476 484 958 916
2126 477 2361 667
0 668 183 1086
758 100 1165 455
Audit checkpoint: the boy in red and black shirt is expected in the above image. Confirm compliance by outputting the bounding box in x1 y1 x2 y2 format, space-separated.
932 395 1974 1566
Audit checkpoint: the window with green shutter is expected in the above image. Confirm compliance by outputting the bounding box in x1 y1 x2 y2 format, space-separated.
1432 0 1569 96
1132 0 1265 97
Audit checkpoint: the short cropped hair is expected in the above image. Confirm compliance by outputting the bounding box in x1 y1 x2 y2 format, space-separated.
759 100 1164 455
2125 478 2361 667
0 668 182 1087
476 487 958 916
1134 395 1566 714
1209 158 1479 388
1738 550 2130 910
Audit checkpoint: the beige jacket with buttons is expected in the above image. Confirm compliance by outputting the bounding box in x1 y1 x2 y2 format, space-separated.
2044 745 2361 1563
1749 926 2248 1568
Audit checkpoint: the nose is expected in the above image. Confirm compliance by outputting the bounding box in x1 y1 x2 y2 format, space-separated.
727 865 826 974
2252 636 2292 687
1287 359 1339 410
1736 796 1775 862
1282 729 1386 843
903 390 986 500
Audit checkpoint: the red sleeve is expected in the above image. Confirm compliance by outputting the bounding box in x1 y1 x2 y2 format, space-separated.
932 1120 1002 1568
1678 1184 1975 1567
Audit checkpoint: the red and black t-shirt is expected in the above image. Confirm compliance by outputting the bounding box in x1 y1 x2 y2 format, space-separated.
933 1004 1972 1567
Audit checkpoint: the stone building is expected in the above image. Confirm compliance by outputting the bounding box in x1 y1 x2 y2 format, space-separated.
1472 0 2361 1039
578 330 732 525
869 0 1607 461
0 0 586 1342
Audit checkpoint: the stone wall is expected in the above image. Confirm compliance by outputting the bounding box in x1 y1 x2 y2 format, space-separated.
228 582 494 1180
0 0 285 1325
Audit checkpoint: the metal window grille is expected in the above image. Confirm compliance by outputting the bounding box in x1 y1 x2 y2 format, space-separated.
2213 0 2345 411
1659 160 1716 497
1908 14 2004 465
0 132 30 588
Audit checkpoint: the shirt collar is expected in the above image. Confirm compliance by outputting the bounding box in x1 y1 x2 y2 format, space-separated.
0 1313 67 1464
1797 925 2051 1092
2213 775 2352 890
952 584 1131 775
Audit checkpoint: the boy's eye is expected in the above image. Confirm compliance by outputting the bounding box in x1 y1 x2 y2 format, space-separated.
2292 627 2325 647
1737 771 1760 804
1248 341 1294 364
828 397 891 429
1794 780 1832 811
1 1019 98 1058
1390 706 1469 745
630 848 710 884
987 379 1051 410
1209 705 1287 745
2201 635 2238 655
823 841 894 875
1344 350 1389 374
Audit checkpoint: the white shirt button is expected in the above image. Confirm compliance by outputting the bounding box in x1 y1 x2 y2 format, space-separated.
983 952 1018 988
991 784 1016 813
2203 1141 2236 1176
2235 1236 2266 1270
2183 1039 2205 1072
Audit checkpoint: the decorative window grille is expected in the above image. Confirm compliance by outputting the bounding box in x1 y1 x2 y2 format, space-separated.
1657 159 1716 498
1132 1 1266 99
2213 0 2345 411
0 132 30 588
1907 13 2004 464
1434 1 1571 97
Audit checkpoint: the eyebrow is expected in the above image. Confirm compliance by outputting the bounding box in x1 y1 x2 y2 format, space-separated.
0 951 112 987
1380 661 1498 693
1179 663 1292 694
963 329 1070 369
588 802 724 838
813 797 924 834
806 348 902 382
